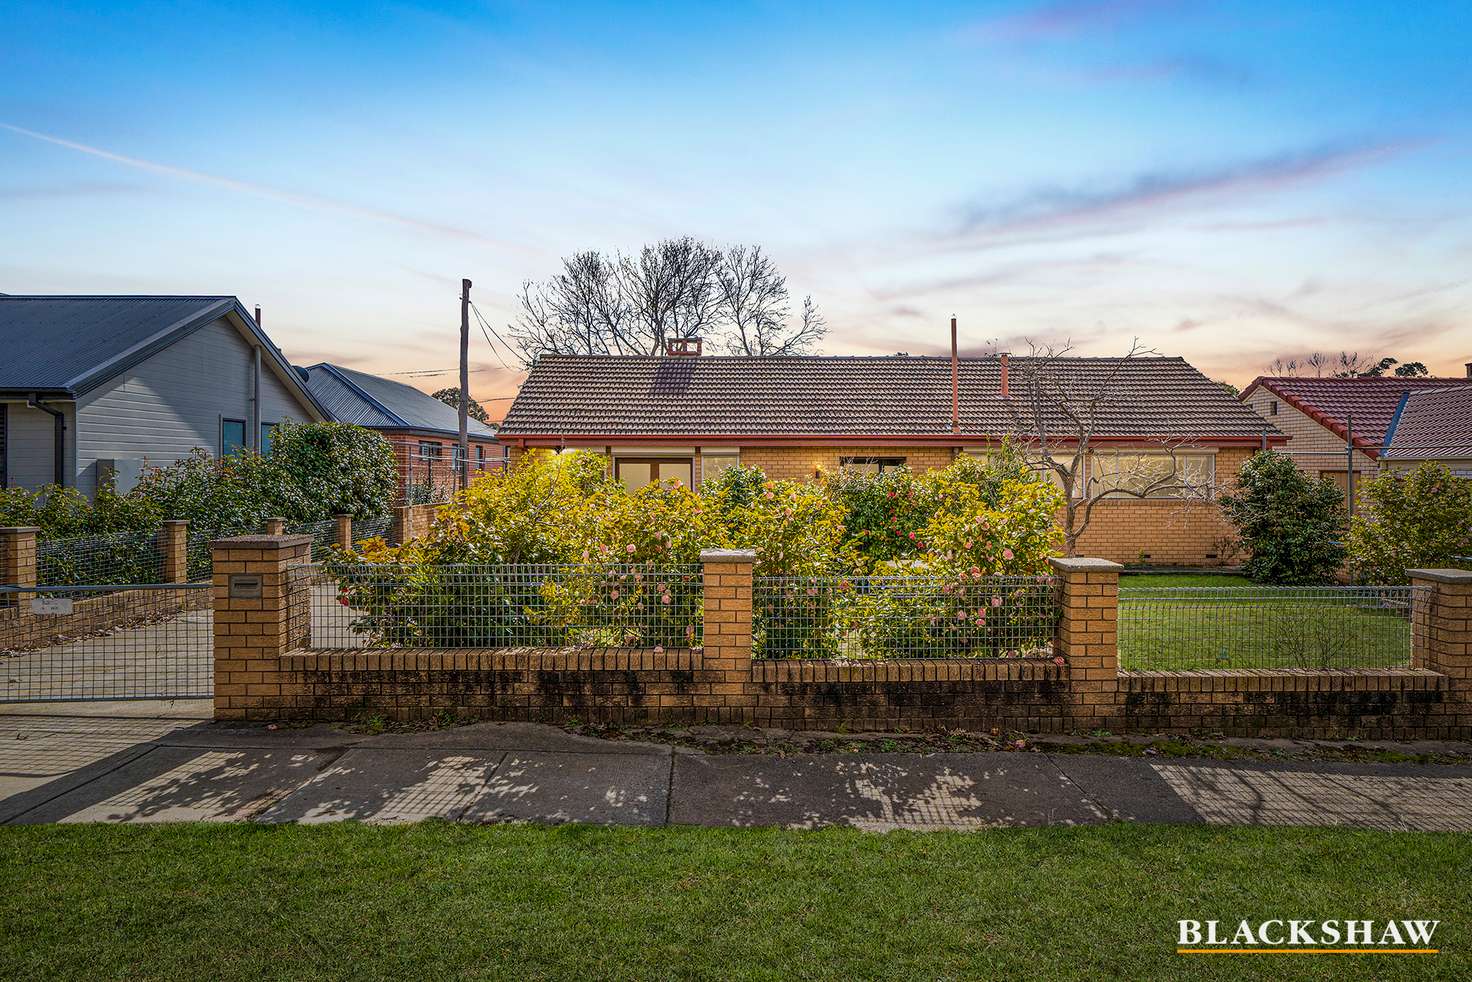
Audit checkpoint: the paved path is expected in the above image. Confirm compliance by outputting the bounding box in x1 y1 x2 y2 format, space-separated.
4 710 1472 831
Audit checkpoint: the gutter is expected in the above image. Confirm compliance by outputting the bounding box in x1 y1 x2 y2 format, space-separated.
498 433 1289 449
26 395 67 487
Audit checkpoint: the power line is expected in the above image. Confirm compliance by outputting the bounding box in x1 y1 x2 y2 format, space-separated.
469 299 520 374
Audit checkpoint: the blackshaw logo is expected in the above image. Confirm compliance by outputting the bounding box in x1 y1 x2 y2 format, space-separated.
1177 919 1441 955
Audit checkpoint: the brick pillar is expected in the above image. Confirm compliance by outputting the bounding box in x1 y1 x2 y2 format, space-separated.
700 548 756 723
1410 570 1472 688
157 520 189 583
391 505 409 545
334 513 353 549
1050 556 1122 729
211 534 311 720
264 517 286 536
0 527 39 605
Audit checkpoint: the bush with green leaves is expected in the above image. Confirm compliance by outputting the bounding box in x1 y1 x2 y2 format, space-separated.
1348 463 1472 584
1219 451 1346 584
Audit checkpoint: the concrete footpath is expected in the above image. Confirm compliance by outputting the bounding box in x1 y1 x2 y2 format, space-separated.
4 704 1472 832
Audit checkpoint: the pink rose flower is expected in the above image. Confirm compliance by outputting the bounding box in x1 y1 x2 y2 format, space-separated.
661 594 672 605
992 595 1003 607
1002 548 1014 560
626 544 637 554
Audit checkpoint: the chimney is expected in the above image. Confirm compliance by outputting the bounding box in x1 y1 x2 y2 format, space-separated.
950 316 960 434
999 351 1010 398
254 304 262 326
1465 362 1471 378
665 337 702 357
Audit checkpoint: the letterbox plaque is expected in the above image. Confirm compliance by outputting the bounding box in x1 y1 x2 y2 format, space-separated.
31 597 74 616
228 573 263 599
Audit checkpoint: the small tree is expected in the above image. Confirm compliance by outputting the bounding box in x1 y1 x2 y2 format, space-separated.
1348 463 1472 584
1219 451 1346 584
1006 340 1220 556
431 387 490 425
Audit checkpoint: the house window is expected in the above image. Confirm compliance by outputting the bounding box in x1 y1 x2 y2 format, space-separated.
221 419 247 457
260 422 277 455
701 454 741 486
476 444 486 469
418 441 443 461
614 457 693 491
839 456 907 475
1269 400 1279 416
1089 452 1215 499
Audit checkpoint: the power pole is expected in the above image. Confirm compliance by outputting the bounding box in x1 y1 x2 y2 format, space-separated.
459 278 472 490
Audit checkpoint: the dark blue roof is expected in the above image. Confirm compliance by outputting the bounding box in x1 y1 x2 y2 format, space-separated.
302 363 497 439
0 295 236 392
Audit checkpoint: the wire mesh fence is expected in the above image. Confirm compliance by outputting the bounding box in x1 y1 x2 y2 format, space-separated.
185 525 257 582
303 562 703 650
287 518 342 561
36 530 162 587
754 574 1057 660
0 583 213 701
350 513 393 546
1118 585 1426 671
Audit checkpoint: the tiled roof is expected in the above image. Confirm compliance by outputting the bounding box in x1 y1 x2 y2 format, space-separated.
302 363 497 439
499 354 1277 442
1383 386 1472 461
1241 376 1472 456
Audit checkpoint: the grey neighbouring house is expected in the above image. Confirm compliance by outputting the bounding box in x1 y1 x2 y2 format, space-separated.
0 295 326 494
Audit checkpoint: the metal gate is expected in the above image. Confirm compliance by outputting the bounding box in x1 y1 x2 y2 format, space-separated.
0 583 213 702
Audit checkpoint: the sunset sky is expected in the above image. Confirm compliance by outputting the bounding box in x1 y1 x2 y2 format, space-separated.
4 1 1470 417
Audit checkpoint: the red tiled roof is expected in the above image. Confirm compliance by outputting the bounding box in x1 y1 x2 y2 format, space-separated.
499 354 1280 444
1240 376 1472 458
1384 386 1472 461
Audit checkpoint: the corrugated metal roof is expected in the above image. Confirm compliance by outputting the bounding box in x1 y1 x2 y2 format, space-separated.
1383 386 1472 461
499 354 1277 440
0 295 234 392
302 363 497 438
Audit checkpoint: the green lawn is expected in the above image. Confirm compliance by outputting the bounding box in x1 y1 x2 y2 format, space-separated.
1118 573 1413 672
2 823 1467 980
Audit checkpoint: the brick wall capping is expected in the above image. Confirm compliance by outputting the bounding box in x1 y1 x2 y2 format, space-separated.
210 534 314 549
700 548 758 562
0 526 42 534
162 519 189 527
1408 568 1472 584
1049 557 1124 573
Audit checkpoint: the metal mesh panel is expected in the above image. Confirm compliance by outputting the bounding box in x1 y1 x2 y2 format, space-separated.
754 575 1057 660
185 525 256 582
1118 585 1425 671
0 584 213 701
36 531 161 586
287 518 341 561
351 513 393 545
307 563 703 650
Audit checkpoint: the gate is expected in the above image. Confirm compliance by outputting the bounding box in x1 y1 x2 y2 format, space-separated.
0 583 213 702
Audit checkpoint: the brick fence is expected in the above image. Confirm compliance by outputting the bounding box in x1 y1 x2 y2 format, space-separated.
208 536 1472 739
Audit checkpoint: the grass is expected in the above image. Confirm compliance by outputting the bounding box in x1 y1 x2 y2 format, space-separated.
2 822 1468 980
1118 572 1413 672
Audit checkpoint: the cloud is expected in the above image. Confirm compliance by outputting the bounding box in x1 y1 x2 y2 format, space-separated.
0 122 508 247
1172 317 1205 332
1075 54 1251 86
962 0 1176 43
950 138 1427 239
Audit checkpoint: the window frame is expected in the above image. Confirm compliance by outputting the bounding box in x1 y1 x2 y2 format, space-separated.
614 456 695 491
1087 450 1216 500
259 421 278 455
418 441 444 461
700 453 741 486
838 455 908 475
221 418 247 458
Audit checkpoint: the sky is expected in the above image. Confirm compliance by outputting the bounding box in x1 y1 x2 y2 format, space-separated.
3 1 1470 417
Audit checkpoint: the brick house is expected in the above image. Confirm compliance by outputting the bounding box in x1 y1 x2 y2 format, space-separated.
1240 372 1472 495
300 363 504 497
497 352 1284 565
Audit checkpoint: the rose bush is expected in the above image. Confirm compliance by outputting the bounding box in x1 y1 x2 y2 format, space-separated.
1348 463 1472 584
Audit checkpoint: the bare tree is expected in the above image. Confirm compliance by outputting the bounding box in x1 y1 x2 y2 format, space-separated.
1006 340 1220 556
508 237 825 364
1268 350 1389 377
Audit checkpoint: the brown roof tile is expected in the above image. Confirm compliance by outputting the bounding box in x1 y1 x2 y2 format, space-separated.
1241 375 1472 455
1384 386 1472 461
500 354 1277 442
